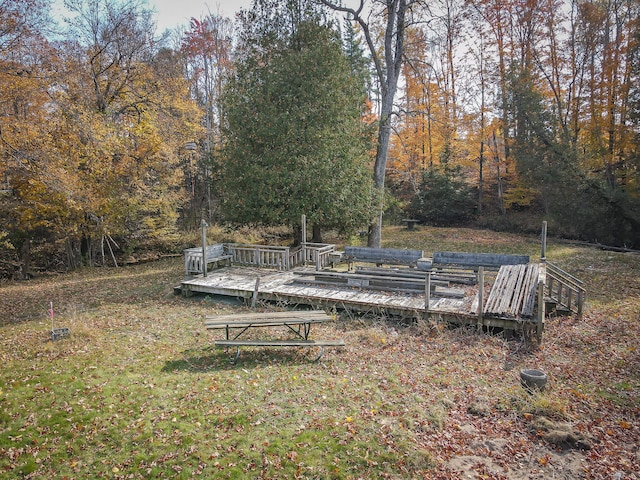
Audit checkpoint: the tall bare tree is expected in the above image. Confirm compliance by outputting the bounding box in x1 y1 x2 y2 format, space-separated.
319 0 417 247
181 13 234 223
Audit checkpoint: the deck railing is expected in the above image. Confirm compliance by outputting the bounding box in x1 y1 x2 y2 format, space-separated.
185 242 337 274
289 246 304 267
544 261 586 318
225 243 336 271
302 243 335 270
227 244 292 270
184 246 206 275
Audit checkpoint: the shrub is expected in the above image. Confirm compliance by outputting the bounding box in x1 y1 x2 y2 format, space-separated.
408 166 476 226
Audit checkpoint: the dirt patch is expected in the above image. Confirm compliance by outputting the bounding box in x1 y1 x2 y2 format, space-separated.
532 416 594 451
446 434 587 479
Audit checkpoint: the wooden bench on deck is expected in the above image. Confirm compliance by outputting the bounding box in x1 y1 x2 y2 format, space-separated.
343 246 424 270
417 252 530 280
293 270 465 298
205 310 345 363
184 244 232 276
431 251 530 270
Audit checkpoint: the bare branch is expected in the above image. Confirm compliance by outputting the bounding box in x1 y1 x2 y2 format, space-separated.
318 1 384 89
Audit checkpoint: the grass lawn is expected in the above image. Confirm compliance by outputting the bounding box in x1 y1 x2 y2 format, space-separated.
1 226 638 479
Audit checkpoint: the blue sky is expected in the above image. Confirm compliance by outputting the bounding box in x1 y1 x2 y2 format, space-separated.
148 0 253 31
50 0 253 33
50 0 358 35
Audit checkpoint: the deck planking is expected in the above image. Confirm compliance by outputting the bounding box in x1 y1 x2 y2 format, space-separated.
484 264 540 318
180 265 541 329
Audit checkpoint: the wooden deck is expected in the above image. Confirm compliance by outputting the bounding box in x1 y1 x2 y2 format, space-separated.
180 265 545 331
484 264 539 317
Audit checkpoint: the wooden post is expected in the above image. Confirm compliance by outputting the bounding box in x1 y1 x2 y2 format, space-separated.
536 279 545 344
201 218 208 277
251 277 260 308
577 290 584 319
301 214 307 244
477 266 484 330
301 214 307 266
557 281 563 307
541 220 547 263
424 272 431 315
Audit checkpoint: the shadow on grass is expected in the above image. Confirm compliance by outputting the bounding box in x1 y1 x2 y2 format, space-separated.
161 351 231 373
161 346 320 372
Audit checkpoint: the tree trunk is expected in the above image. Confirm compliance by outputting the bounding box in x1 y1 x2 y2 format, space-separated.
20 239 31 280
367 1 406 248
478 139 484 214
292 224 302 247
65 238 80 270
493 133 506 216
368 102 394 247
81 235 93 267
320 0 408 249
478 33 486 215
312 225 322 243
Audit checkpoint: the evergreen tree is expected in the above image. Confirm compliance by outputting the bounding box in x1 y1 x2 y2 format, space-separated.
342 19 372 98
409 165 475 226
219 0 374 239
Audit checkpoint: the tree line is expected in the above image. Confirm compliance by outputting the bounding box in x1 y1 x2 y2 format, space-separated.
389 0 640 248
1 0 638 278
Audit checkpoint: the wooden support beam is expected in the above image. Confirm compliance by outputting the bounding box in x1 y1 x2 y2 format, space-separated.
201 218 208 277
541 220 547 262
425 272 431 314
477 267 484 330
536 279 545 344
251 277 260 308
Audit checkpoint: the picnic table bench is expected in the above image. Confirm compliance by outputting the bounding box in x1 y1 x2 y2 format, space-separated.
205 310 345 363
354 266 477 285
402 219 420 230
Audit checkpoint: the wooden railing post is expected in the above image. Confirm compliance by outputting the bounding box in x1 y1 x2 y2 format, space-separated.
577 290 584 318
424 272 431 315
201 218 208 277
301 214 307 266
557 281 563 306
541 220 547 262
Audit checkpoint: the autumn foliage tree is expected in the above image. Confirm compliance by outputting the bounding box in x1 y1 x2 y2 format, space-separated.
0 0 62 276
52 0 202 265
1 0 202 275
3 0 640 280
384 0 640 246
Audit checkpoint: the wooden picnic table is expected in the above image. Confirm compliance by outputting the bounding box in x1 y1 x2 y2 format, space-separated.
402 219 420 230
205 310 345 363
